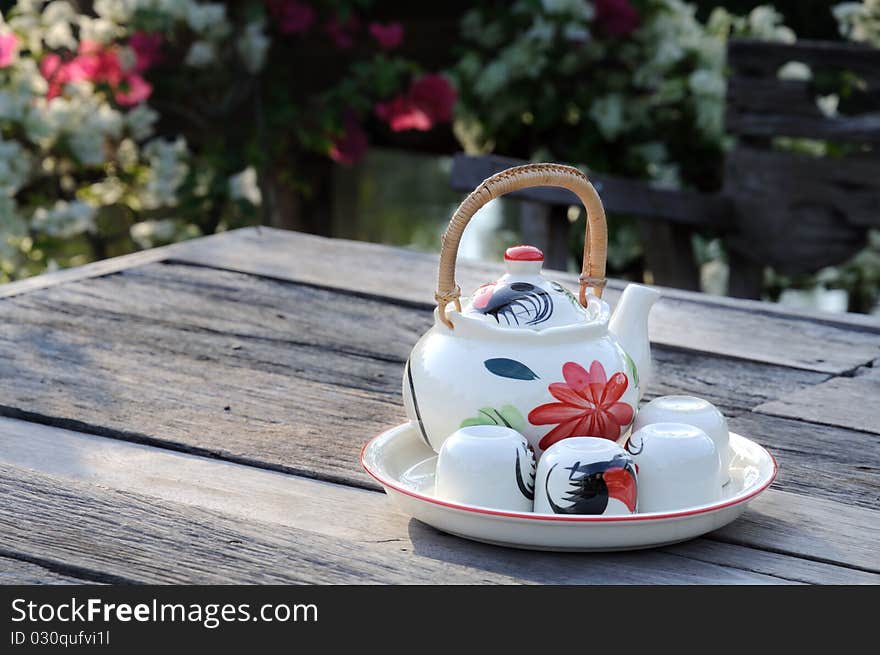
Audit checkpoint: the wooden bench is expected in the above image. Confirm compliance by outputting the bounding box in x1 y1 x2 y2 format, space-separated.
451 38 880 300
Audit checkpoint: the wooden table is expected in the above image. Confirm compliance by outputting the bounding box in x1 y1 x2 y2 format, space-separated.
0 227 877 584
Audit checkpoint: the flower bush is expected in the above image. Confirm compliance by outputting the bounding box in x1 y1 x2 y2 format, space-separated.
453 0 795 193
0 0 455 281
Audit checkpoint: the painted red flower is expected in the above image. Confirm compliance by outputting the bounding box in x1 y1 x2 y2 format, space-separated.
529 361 633 450
594 0 640 37
369 21 404 49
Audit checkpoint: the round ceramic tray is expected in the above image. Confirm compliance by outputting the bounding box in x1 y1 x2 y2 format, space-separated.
361 422 777 551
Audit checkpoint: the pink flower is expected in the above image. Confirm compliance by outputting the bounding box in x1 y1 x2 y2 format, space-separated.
594 0 640 37
528 361 634 450
78 40 124 86
267 0 316 35
115 74 152 106
41 41 151 105
129 31 163 72
374 73 456 132
409 73 456 123
0 33 18 68
375 95 432 131
368 21 403 50
329 114 368 166
326 14 359 49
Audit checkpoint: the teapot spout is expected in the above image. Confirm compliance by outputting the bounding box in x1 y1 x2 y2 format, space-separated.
608 284 660 399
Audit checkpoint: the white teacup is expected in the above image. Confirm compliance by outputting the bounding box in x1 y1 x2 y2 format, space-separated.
434 425 535 511
626 423 722 512
534 437 637 515
633 395 731 485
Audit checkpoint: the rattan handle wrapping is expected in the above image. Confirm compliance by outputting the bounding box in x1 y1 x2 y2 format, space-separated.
435 163 608 328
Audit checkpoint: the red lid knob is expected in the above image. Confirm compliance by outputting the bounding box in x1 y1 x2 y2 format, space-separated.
504 245 544 262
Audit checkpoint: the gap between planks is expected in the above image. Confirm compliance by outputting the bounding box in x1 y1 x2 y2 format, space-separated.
0 417 876 584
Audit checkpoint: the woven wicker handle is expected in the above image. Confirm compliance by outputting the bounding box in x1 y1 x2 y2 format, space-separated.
435 163 608 328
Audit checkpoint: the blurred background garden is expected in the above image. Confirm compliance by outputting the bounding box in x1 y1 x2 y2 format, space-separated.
0 0 878 313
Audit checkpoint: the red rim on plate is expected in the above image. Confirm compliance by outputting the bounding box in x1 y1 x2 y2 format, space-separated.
360 428 777 523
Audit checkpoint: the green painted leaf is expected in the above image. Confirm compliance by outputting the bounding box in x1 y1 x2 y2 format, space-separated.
484 358 540 381
460 405 526 432
623 351 639 388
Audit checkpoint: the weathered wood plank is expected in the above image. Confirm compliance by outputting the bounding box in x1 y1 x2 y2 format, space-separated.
648 347 828 415
727 77 823 119
0 556 90 584
663 540 876 584
0 446 794 585
450 153 734 227
754 375 880 434
174 228 880 372
728 412 879 510
0 230 232 299
728 38 880 87
727 111 880 144
725 148 880 234
711 488 880 574
0 263 833 497
0 463 543 584
3 417 874 582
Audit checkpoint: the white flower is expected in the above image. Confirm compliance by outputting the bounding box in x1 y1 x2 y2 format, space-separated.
746 5 796 43
688 69 725 98
0 138 32 196
69 130 106 166
237 20 270 74
142 137 189 208
23 99 59 147
77 15 120 43
116 138 140 171
228 166 261 206
186 2 229 38
93 0 140 22
31 200 96 238
41 1 77 50
0 90 28 122
540 0 593 21
525 17 556 43
589 94 625 140
185 41 216 68
816 93 840 118
131 219 174 247
125 103 158 140
834 0 880 46
81 177 126 206
778 61 812 81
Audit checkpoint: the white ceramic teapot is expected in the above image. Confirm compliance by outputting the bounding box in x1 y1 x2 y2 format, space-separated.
403 164 660 457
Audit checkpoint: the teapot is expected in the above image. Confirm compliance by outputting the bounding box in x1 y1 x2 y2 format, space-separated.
403 163 659 457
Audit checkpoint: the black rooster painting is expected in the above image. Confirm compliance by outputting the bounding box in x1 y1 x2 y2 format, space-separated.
546 453 637 514
471 282 554 327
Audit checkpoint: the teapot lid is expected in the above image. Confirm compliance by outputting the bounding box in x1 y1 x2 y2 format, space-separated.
462 245 593 330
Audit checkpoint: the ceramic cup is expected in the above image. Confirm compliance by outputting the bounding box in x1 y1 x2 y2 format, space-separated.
632 395 731 485
534 437 637 515
434 425 535 511
626 423 722 512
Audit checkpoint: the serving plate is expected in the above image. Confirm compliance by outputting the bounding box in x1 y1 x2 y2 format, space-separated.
361 422 777 551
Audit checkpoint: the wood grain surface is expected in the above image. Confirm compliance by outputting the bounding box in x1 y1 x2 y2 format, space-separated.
1 418 875 584
0 227 876 584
